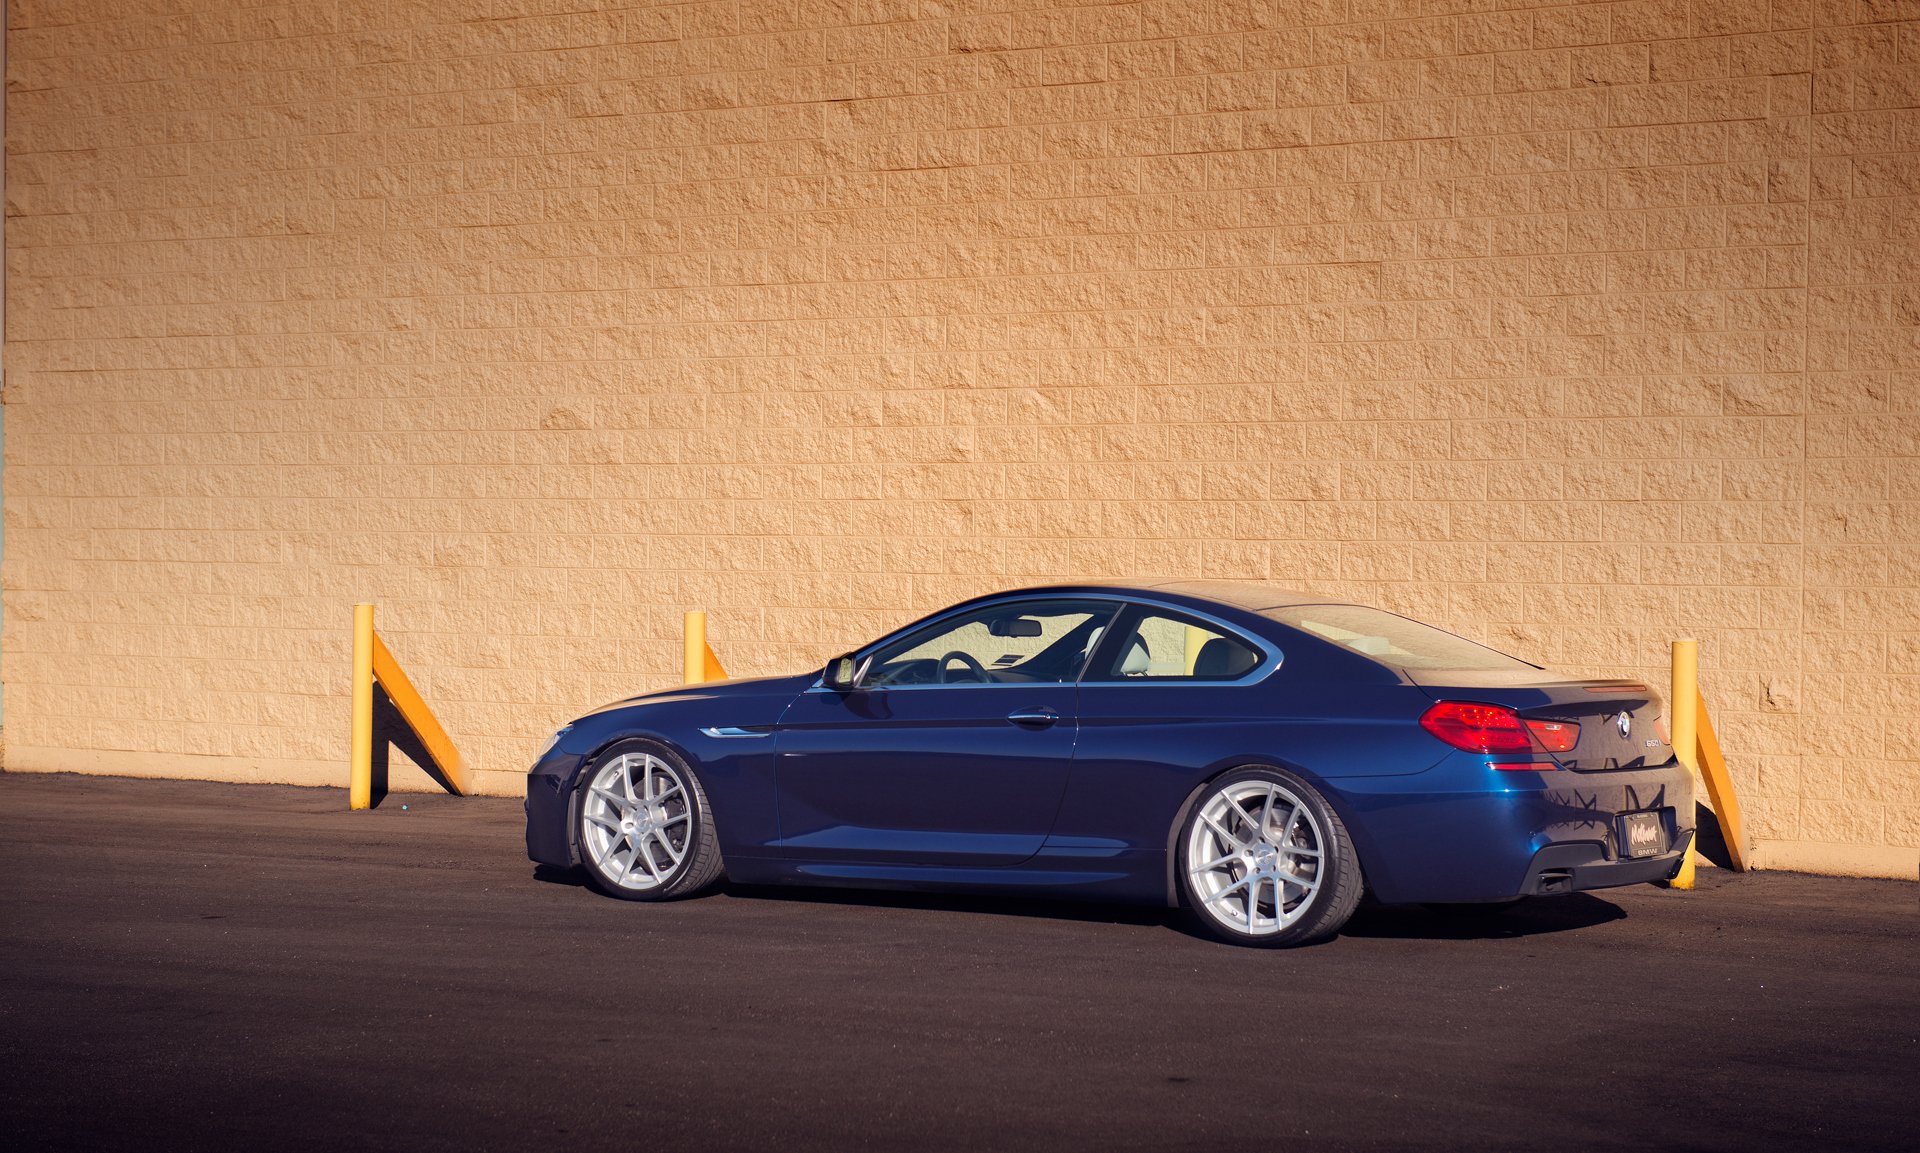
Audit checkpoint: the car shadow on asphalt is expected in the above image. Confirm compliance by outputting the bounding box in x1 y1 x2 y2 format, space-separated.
533 864 1626 944
730 881 1198 927
1342 893 1626 940
535 863 1214 937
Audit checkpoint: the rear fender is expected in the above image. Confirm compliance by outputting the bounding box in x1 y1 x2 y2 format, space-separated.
1160 759 1378 908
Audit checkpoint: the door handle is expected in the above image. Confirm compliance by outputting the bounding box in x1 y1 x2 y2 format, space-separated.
1006 707 1059 729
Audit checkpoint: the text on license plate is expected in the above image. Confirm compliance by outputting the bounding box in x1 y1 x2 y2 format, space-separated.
1619 811 1664 858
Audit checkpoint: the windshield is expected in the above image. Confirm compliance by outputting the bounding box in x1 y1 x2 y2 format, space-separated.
1262 604 1538 672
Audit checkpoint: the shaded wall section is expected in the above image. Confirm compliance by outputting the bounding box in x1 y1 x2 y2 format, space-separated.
3 0 1916 876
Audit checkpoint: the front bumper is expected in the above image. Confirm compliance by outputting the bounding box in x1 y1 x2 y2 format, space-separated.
525 753 586 867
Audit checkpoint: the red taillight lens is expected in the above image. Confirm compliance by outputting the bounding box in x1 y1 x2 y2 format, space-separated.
1524 718 1579 753
1419 701 1533 753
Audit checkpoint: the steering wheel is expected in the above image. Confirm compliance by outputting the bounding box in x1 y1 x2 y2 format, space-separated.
938 650 991 684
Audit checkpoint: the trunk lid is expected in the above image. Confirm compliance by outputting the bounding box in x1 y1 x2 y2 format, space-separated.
1408 668 1673 772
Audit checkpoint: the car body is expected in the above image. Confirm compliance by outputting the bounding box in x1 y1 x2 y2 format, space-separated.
526 581 1694 944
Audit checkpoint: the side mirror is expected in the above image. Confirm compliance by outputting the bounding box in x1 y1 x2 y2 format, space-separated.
823 653 864 692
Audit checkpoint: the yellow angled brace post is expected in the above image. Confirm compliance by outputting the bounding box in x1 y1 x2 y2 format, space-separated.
683 611 728 685
349 603 468 810
369 632 468 796
1692 684 1749 872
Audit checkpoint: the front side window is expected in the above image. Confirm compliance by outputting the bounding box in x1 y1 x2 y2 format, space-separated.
864 600 1117 687
1086 609 1265 682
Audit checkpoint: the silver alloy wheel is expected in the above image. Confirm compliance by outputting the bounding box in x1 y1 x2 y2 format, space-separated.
579 751 693 892
1185 779 1327 937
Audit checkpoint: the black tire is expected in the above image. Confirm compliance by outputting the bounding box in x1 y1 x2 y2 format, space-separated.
1176 766 1363 947
574 739 724 901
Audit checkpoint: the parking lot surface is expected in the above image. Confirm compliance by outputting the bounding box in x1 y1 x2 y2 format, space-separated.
2 772 1914 1152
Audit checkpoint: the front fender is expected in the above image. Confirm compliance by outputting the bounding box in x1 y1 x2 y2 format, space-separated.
527 677 807 867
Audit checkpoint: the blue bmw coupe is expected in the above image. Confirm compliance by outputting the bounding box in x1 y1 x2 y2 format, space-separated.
525 581 1694 946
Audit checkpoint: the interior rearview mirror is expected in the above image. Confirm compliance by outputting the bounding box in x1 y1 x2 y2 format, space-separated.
989 617 1043 638
823 653 863 692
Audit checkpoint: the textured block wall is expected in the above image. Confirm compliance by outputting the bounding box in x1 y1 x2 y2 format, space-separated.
4 0 1916 875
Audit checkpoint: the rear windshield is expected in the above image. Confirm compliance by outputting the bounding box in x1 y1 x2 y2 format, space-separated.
1262 605 1537 672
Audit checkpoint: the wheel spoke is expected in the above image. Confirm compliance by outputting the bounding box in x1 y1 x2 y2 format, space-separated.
629 841 661 882
1260 787 1277 840
1201 813 1250 851
1203 875 1251 905
589 785 627 811
1267 801 1297 844
660 811 690 827
584 809 622 834
1245 875 1261 927
1197 850 1240 872
620 760 638 804
652 830 685 864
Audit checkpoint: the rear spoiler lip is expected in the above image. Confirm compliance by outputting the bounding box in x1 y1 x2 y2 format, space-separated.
1404 669 1668 715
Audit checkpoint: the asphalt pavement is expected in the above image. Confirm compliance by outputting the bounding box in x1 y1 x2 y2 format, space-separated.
2 772 1915 1152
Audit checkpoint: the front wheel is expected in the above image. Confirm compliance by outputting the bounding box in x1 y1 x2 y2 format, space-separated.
1178 767 1363 947
575 740 724 900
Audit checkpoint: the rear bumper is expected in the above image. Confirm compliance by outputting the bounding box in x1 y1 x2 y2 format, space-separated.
1521 839 1691 895
1331 757 1696 904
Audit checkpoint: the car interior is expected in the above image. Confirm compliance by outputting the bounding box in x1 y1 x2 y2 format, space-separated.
865 603 1264 686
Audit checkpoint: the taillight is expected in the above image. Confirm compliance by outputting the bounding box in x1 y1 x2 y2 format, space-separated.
1419 702 1533 753
1420 702 1580 761
1524 718 1579 753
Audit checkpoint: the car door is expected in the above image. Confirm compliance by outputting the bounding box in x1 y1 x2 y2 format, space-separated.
773 598 1119 867
1055 603 1281 854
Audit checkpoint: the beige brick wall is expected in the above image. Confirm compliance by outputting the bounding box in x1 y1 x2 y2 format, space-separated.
4 0 1916 877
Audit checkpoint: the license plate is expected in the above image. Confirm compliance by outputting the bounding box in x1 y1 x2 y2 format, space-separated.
1619 811 1665 859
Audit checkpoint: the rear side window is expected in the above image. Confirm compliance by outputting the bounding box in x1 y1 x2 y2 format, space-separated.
1263 605 1535 672
1086 609 1265 682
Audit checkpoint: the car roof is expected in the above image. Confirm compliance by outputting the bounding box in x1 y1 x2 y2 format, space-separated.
985 580 1335 613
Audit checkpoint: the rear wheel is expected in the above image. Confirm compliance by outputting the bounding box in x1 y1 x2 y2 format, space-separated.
576 740 724 900
1178 767 1362 947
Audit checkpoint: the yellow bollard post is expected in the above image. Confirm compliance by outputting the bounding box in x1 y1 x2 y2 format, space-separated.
349 603 375 810
684 611 708 685
1184 624 1206 675
1668 638 1699 889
